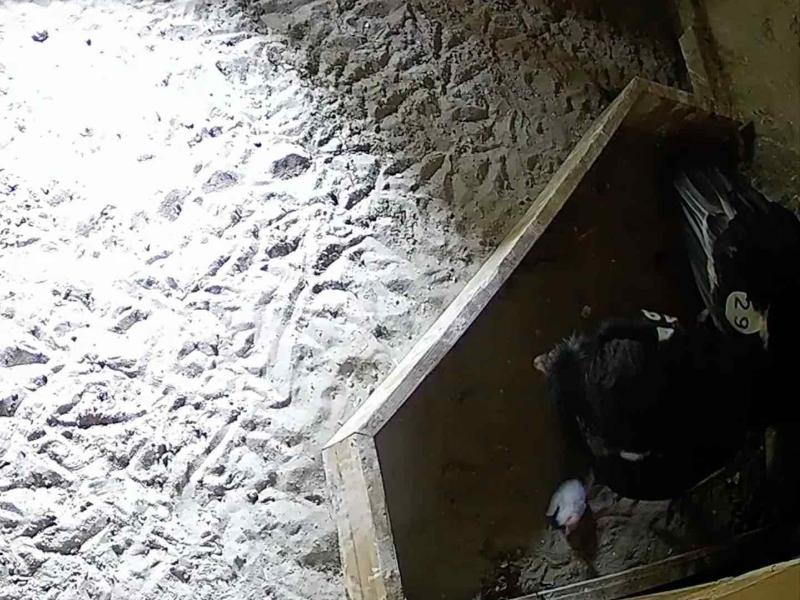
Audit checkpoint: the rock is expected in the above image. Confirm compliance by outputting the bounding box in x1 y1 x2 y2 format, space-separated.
110 309 149 333
419 153 445 183
233 244 258 272
99 357 140 378
313 235 365 275
10 542 45 577
31 31 48 43
255 472 278 492
62 286 94 310
343 157 379 209
383 157 413 176
170 563 191 583
268 397 292 410
0 451 69 491
0 347 48 368
202 170 240 193
298 531 341 570
33 508 109 555
374 88 412 120
453 105 489 122
17 514 57 538
27 429 45 441
271 153 311 179
25 374 47 390
206 254 231 277
48 383 146 429
0 393 22 416
189 126 224 147
159 189 190 221
235 332 255 358
266 238 300 259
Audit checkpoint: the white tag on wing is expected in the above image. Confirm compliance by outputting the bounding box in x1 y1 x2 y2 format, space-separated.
656 327 674 341
725 291 765 335
642 309 679 325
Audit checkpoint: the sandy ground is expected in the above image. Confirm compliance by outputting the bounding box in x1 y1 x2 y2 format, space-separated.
0 1 683 598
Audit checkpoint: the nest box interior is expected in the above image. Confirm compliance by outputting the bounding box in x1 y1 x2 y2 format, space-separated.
323 79 746 600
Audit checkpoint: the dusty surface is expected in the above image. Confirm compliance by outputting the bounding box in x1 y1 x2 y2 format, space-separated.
0 1 683 599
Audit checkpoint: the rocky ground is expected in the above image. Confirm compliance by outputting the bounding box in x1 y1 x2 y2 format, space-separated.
0 1 684 598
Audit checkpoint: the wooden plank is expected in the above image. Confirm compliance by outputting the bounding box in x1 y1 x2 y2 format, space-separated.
633 558 800 599
510 527 778 600
679 25 717 106
323 78 736 450
675 0 733 113
322 434 403 600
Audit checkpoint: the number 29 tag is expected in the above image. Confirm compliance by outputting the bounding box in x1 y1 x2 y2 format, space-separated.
725 291 765 335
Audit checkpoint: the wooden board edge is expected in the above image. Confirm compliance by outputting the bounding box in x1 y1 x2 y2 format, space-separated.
511 526 779 600
632 557 800 599
674 0 734 115
628 78 704 109
679 25 717 105
323 433 403 600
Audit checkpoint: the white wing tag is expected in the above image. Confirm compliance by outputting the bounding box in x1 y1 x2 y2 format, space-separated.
641 309 678 324
725 291 765 335
656 327 674 341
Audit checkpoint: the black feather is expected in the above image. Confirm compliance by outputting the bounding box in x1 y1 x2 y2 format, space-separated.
540 312 747 500
674 161 800 423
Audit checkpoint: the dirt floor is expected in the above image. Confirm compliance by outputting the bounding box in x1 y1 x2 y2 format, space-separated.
0 1 685 599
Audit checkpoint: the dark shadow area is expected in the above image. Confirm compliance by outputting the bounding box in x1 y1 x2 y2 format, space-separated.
535 0 684 44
